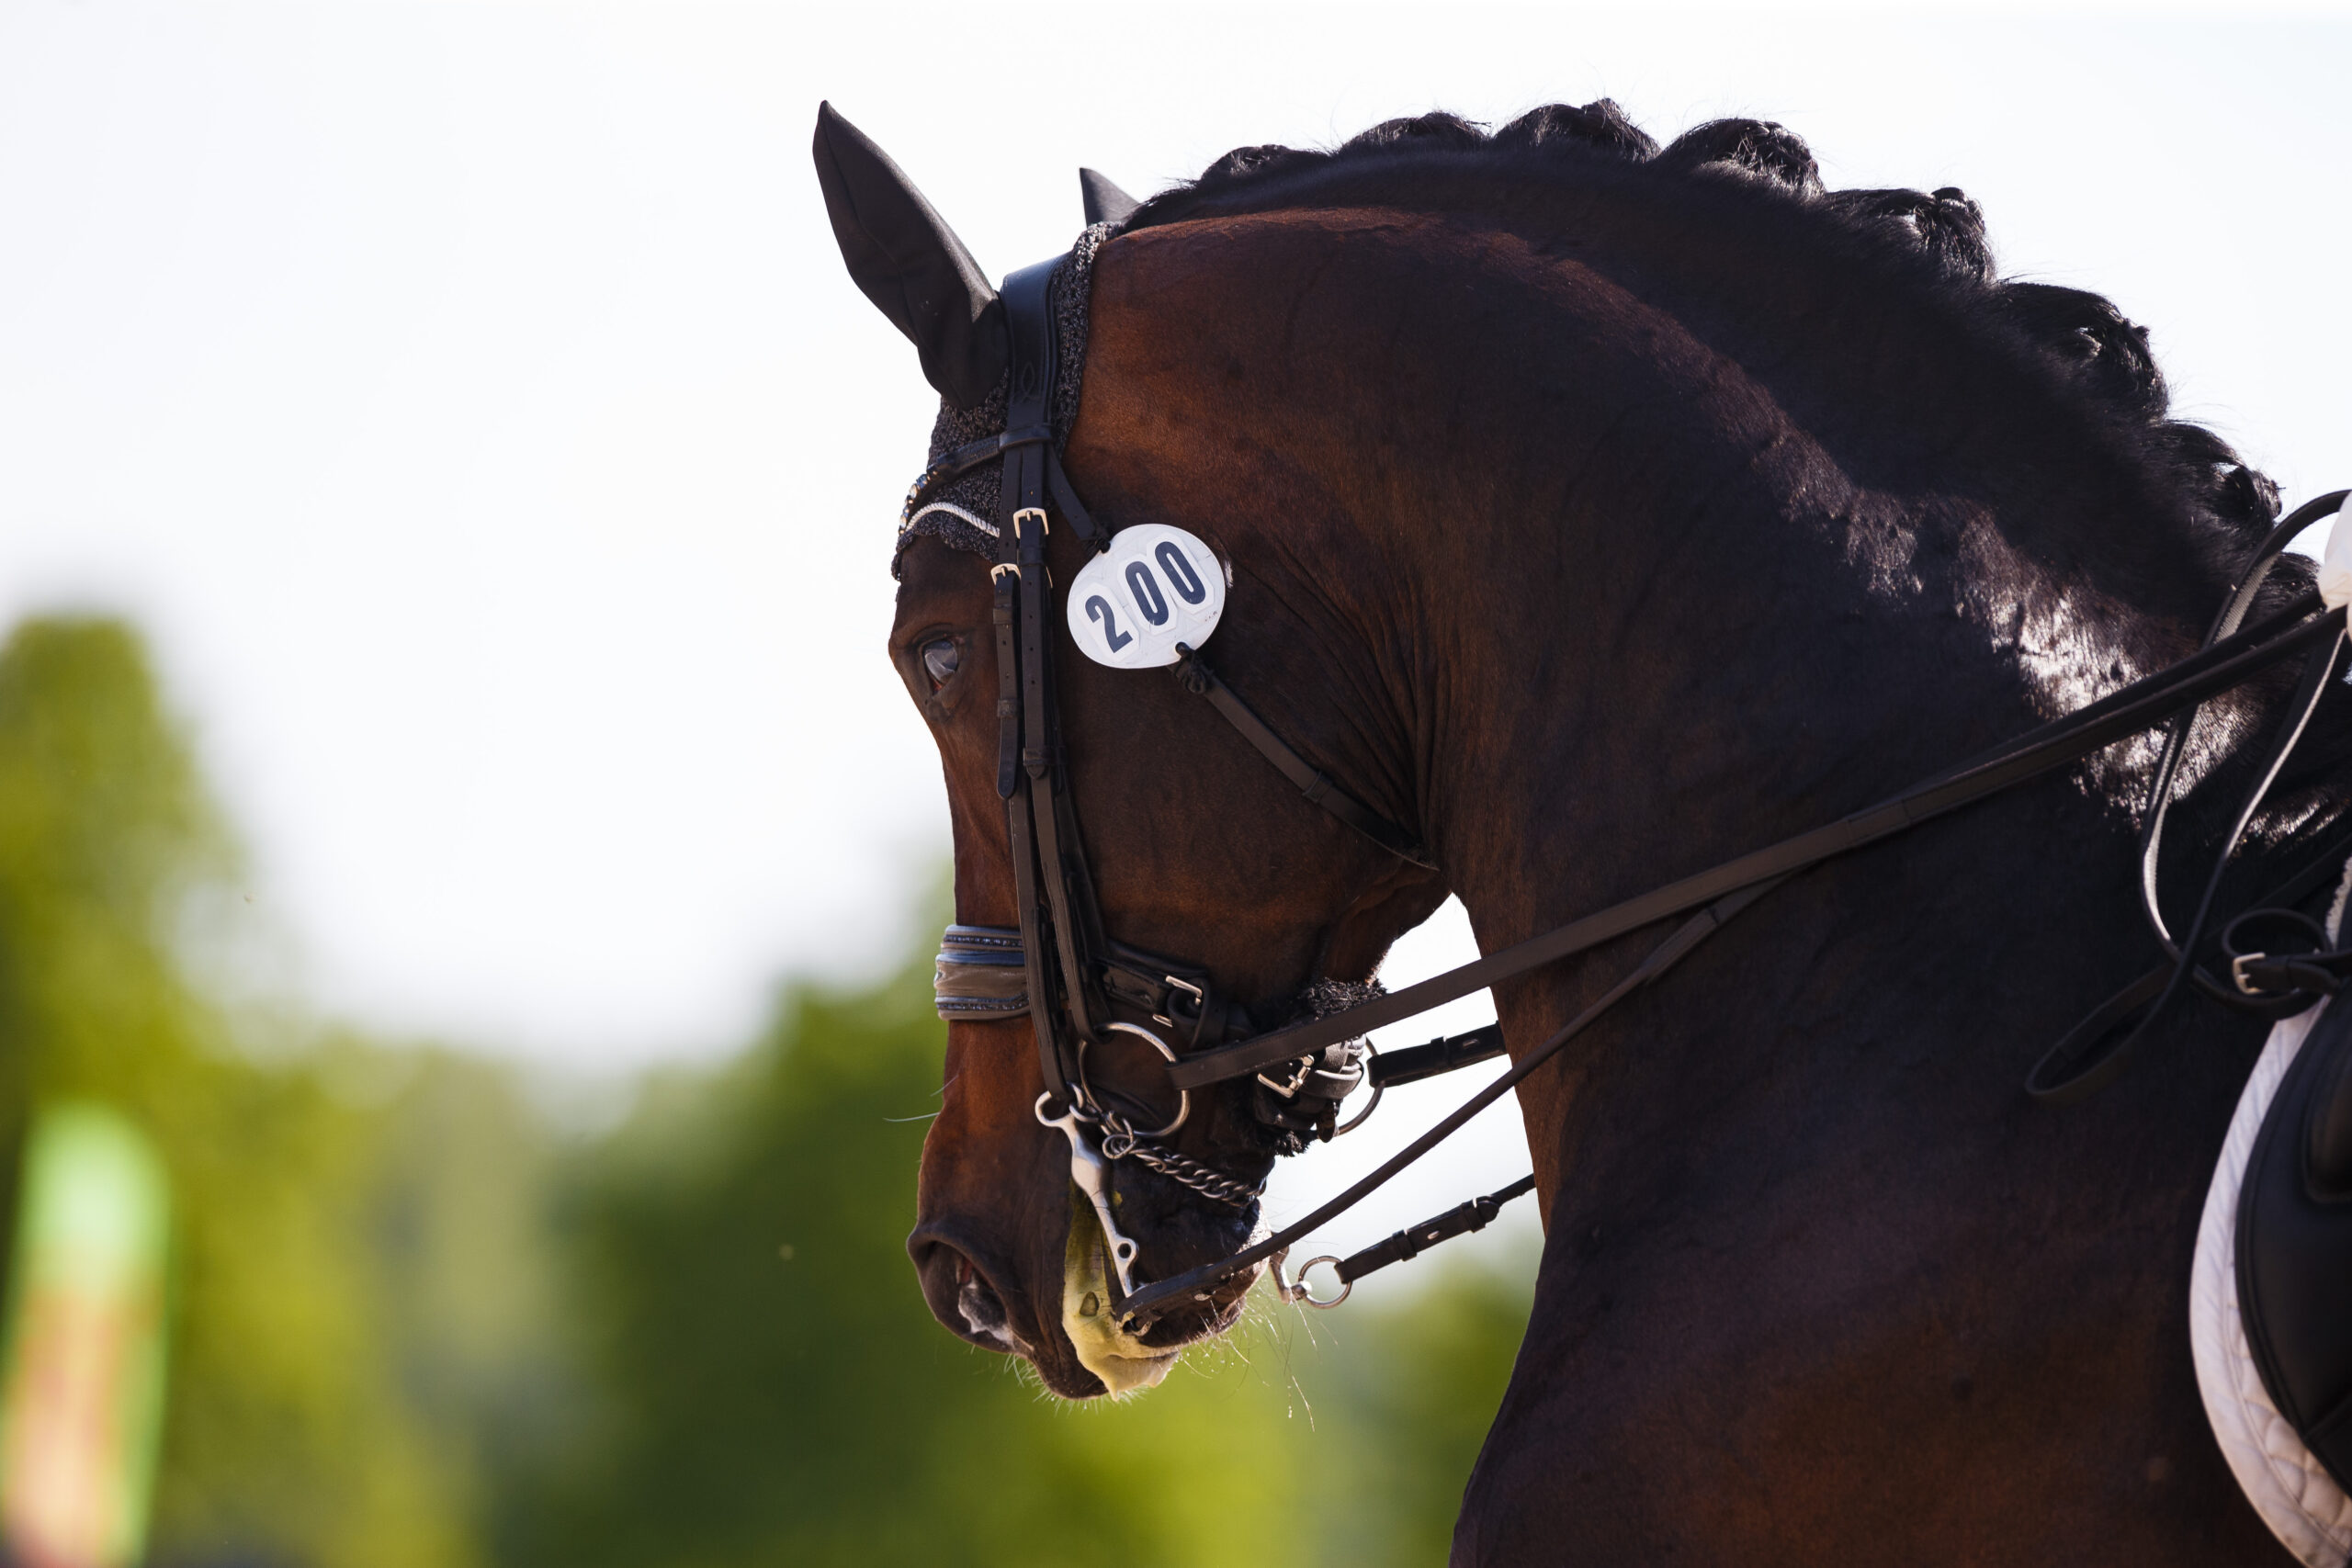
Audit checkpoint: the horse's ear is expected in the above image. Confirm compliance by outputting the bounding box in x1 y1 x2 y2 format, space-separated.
812 102 1006 410
1078 167 1139 227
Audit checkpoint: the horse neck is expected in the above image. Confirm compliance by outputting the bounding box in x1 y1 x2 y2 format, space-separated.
1096 209 2332 1156
1380 336 2297 1193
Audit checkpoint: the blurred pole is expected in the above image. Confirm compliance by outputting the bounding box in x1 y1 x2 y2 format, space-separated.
0 1107 171 1568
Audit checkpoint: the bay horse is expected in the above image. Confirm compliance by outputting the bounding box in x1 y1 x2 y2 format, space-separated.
819 100 2350 1563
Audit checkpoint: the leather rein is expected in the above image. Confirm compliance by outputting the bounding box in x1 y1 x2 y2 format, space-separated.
910 252 2352 1333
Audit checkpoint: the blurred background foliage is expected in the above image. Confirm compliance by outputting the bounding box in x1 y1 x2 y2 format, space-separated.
0 614 1534 1568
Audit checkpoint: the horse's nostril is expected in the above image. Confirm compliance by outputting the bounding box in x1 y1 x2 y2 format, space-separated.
956 1270 1012 1345
912 1235 1026 1355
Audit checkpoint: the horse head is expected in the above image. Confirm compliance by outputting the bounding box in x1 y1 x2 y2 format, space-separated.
816 103 1445 1397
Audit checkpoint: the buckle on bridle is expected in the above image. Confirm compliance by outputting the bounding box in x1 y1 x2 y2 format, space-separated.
989 561 1021 582
2233 951 2269 997
1012 506 1048 537
1152 974 1204 1029
1255 1055 1316 1100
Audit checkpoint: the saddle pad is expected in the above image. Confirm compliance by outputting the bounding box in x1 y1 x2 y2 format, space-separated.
2192 857 2352 1567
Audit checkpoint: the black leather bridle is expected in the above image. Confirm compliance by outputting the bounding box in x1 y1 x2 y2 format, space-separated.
909 251 2352 1331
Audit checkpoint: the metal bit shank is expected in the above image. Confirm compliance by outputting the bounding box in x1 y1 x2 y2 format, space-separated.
1036 1096 1141 1299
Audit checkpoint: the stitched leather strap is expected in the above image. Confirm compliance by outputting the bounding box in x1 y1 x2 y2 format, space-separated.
995 262 1077 1102
1368 1023 1507 1089
1335 1174 1539 1284
1170 644 1431 868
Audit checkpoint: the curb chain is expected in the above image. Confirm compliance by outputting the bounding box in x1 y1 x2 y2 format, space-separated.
1096 1113 1265 1209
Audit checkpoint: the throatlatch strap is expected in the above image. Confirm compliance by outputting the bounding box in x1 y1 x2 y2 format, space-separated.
1170 645 1431 869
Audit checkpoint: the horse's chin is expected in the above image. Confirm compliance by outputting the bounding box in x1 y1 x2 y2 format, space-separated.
1059 1191 1180 1396
1054 1190 1256 1399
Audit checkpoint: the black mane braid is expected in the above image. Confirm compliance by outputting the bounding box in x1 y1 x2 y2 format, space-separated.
1122 105 2284 547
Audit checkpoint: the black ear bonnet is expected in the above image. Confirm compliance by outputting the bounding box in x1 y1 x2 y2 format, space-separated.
892 224 1114 576
811 102 1125 574
813 100 1008 410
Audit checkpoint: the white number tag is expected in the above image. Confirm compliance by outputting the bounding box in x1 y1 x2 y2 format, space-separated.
1065 525 1227 669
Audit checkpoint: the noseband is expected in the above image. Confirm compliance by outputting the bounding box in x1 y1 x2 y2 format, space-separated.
910 248 2352 1332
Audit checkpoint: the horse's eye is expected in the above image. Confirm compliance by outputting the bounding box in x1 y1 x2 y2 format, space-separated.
921 637 960 689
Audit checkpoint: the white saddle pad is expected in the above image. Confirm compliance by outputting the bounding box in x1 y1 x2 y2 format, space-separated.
2191 859 2352 1567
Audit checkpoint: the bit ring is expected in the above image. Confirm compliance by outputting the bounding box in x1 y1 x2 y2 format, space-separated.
1331 1042 1384 1137
1075 1021 1189 1139
1270 1247 1353 1309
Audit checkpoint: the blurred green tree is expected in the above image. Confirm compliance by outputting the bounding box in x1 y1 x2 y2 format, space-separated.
504 933 1537 1568
0 618 480 1568
0 612 1540 1568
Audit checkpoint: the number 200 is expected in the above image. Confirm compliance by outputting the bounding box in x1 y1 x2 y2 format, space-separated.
1085 542 1208 653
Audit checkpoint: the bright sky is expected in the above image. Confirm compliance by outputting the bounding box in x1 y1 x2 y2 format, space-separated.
4 1 2348 1270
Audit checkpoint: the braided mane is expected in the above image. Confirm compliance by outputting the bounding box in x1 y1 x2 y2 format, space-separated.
1120 104 2284 549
